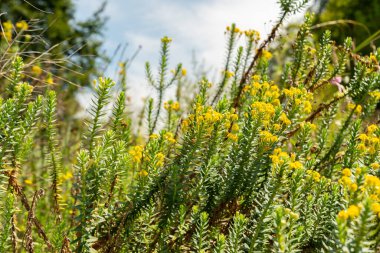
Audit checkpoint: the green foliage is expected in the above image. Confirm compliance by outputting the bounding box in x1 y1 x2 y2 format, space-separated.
0 0 107 87
1 1 380 252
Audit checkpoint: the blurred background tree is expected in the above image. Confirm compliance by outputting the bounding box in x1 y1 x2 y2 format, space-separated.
0 0 108 90
312 0 380 53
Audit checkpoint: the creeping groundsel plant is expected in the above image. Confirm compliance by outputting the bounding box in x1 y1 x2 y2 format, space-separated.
1 0 380 252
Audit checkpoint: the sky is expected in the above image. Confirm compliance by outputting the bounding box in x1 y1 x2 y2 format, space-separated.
73 0 310 111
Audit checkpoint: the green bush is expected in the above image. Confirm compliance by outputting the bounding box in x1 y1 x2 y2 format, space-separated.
1 0 380 252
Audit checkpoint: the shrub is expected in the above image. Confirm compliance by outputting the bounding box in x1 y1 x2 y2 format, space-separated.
1 1 380 252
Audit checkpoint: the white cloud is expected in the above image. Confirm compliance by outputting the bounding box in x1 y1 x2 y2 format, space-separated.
74 0 309 113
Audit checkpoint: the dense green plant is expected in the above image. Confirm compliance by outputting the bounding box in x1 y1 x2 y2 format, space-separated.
0 0 108 87
1 0 380 252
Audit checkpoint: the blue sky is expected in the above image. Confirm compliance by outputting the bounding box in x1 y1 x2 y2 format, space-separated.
74 0 308 110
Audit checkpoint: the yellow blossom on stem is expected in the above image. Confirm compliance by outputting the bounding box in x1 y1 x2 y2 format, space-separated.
24 179 33 185
370 163 380 170
289 161 302 170
161 36 172 43
139 169 148 177
259 130 278 143
164 132 176 144
155 153 165 167
262 50 272 60
368 124 378 134
129 145 144 163
338 210 348 220
342 168 351 177
150 134 159 140
371 203 380 215
227 133 238 142
32 65 42 76
16 20 28 30
347 205 360 219
349 183 358 192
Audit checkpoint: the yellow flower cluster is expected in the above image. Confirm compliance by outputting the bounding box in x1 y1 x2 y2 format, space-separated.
181 103 240 143
357 125 380 154
369 90 380 100
283 87 313 114
181 68 187 76
32 65 42 76
223 70 235 78
164 132 176 144
155 152 165 167
150 133 159 140
300 122 317 131
251 101 275 123
16 20 28 30
347 103 362 114
289 153 302 170
244 29 260 41
225 26 260 41
338 205 360 220
261 50 272 60
279 113 291 126
244 80 281 105
161 36 172 43
306 170 321 182
2 20 13 41
129 145 144 163
259 130 278 143
270 148 289 166
164 101 180 111
339 168 358 192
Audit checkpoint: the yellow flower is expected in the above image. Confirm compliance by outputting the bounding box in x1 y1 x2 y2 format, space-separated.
358 134 368 141
289 161 302 170
259 130 278 143
155 153 165 167
172 101 180 111
32 65 42 76
16 20 28 30
164 101 170 110
346 205 360 219
129 145 144 163
355 105 362 114
62 171 73 181
312 171 321 182
150 134 159 140
262 50 272 60
231 123 239 132
273 124 281 131
303 101 312 114
224 71 234 78
252 75 260 81
342 168 352 177
368 124 378 134
357 143 366 152
279 113 291 126
161 36 172 43
227 133 238 142
270 149 288 166
164 132 176 144
24 179 33 185
138 169 148 177
349 183 358 192
338 210 348 220
370 163 380 170
46 77 54 85
340 176 352 186
371 203 380 214
364 175 380 188
181 68 187 76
